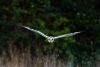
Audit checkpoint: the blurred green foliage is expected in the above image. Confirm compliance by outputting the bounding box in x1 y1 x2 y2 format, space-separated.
0 0 100 66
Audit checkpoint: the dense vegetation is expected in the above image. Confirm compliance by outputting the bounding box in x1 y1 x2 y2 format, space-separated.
0 0 100 66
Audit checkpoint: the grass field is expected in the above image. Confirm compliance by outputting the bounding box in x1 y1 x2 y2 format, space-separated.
0 45 69 67
0 45 98 67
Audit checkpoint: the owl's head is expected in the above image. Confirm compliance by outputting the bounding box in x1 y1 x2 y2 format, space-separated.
47 36 54 43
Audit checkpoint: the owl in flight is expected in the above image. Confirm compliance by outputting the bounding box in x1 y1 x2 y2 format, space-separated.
22 26 81 43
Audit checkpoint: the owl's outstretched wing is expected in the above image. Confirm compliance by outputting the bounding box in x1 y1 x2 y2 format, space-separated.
54 32 81 39
22 26 48 38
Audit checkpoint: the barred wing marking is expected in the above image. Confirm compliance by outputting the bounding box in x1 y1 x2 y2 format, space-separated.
22 26 48 38
54 32 81 39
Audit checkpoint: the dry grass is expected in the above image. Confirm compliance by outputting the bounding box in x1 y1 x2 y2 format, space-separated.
0 45 98 67
0 45 68 67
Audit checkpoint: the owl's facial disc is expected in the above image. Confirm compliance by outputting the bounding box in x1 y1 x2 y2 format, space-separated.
47 36 54 43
